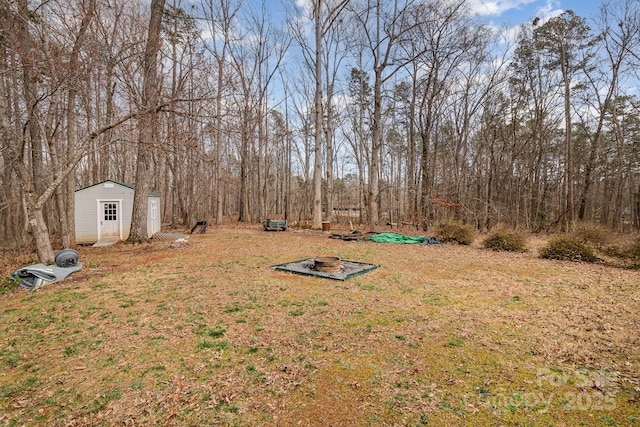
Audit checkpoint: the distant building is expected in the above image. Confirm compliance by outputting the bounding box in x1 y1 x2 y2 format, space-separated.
336 200 361 213
74 180 160 245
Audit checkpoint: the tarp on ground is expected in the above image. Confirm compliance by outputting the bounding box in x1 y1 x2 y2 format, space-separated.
9 263 83 292
366 232 426 244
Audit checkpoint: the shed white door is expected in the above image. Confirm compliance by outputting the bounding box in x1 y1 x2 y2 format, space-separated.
150 200 159 234
101 201 120 238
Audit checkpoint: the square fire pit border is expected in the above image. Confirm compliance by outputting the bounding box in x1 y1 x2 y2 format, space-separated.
270 258 379 281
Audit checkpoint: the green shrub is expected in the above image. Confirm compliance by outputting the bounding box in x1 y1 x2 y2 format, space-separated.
625 239 640 259
433 219 475 245
539 236 599 262
601 244 627 259
602 238 640 268
483 231 527 252
572 222 611 247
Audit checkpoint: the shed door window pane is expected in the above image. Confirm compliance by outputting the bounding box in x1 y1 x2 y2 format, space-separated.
104 203 117 221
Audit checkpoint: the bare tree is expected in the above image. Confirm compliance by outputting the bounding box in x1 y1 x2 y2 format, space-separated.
578 0 640 223
62 0 97 248
396 0 470 227
321 13 350 226
0 0 133 261
534 10 595 230
128 0 167 243
226 3 288 223
344 67 372 224
288 67 316 221
289 0 349 229
4 0 640 262
350 0 431 228
199 0 243 224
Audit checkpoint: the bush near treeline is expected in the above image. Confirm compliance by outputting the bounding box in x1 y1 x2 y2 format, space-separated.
434 220 475 245
483 231 528 252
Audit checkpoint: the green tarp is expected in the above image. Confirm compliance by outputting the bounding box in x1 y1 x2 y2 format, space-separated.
366 232 426 244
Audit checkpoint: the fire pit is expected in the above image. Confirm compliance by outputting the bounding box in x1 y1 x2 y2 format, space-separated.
314 256 341 272
271 257 378 280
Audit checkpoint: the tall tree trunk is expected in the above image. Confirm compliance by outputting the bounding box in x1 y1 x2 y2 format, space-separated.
311 0 323 229
419 128 432 229
215 53 225 224
8 0 55 262
238 115 251 222
563 73 574 230
369 64 382 229
129 0 166 243
578 123 602 221
63 0 96 247
407 72 418 215
324 83 334 223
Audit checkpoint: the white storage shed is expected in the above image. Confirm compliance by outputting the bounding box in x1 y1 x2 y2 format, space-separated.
74 180 161 245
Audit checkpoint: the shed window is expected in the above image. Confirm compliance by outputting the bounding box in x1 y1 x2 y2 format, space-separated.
104 203 117 221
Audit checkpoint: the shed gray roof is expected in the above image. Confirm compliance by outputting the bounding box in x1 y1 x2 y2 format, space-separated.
75 180 160 197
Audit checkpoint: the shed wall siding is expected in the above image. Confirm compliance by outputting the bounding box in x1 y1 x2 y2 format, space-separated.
75 181 161 244
75 191 98 244
75 182 136 244
117 191 134 240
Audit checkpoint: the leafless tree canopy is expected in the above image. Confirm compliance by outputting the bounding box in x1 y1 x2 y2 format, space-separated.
1 0 639 259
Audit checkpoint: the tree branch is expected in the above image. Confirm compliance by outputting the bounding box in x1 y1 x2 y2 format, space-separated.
35 103 168 210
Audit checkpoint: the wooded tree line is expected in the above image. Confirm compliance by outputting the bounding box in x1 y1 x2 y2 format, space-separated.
1 0 639 261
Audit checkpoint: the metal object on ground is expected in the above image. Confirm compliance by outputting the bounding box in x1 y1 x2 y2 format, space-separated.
271 258 378 281
152 232 188 241
54 249 79 268
314 256 341 272
263 219 287 231
191 221 208 234
329 231 367 241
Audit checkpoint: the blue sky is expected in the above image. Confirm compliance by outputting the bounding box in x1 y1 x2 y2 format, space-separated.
468 0 600 26
273 1 603 34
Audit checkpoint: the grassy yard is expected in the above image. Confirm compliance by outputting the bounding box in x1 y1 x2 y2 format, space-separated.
1 226 639 426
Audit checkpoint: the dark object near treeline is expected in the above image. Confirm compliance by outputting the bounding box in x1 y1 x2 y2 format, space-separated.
191 221 208 234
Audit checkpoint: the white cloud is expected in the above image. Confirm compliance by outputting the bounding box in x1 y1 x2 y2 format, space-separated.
296 0 313 16
537 0 557 17
465 0 567 21
465 0 537 17
531 0 569 26
535 0 564 22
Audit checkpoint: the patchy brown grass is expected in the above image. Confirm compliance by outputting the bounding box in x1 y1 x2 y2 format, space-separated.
1 225 639 426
